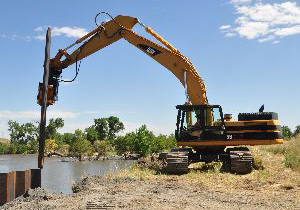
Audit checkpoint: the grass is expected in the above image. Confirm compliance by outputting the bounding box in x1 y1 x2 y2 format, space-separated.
0 138 9 144
122 144 300 191
73 138 300 194
263 135 300 171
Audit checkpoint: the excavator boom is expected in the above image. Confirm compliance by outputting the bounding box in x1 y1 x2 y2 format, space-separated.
45 14 208 106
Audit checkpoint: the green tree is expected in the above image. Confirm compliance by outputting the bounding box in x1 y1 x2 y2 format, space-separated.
8 121 38 145
85 126 99 144
27 139 39 154
69 129 93 161
114 134 133 156
8 143 17 154
293 125 300 137
61 133 75 145
94 118 109 140
0 143 9 154
165 134 177 150
93 140 111 157
107 116 124 141
131 125 155 156
46 118 64 139
282 126 292 140
93 116 124 142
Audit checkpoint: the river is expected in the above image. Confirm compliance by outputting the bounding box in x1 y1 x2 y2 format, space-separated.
0 155 133 194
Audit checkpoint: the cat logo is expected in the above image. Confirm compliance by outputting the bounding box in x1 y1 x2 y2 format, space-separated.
146 47 156 55
137 44 162 56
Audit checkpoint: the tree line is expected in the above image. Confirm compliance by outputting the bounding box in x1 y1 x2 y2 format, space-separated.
0 118 298 159
0 116 176 160
282 125 300 140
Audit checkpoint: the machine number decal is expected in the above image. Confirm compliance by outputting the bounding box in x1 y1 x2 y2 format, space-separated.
227 135 233 140
137 44 162 56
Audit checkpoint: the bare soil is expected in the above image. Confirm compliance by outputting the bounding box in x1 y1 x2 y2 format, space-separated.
2 147 300 210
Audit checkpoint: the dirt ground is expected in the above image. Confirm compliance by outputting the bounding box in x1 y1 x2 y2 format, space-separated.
2 148 300 210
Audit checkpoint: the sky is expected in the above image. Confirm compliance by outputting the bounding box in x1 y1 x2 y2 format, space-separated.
0 0 299 138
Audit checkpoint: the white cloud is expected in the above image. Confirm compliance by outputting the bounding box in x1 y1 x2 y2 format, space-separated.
225 32 237 37
59 122 93 134
34 26 88 40
258 35 275 42
0 34 6 38
34 35 46 40
220 25 231 30
230 0 253 5
0 110 79 119
84 111 100 114
221 1 300 43
274 25 300 36
52 27 88 38
34 26 44 32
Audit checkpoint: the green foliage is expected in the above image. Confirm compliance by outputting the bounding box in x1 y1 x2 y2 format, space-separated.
0 143 9 154
69 129 93 161
27 139 39 154
61 133 75 145
131 125 155 156
282 125 292 140
114 135 133 156
93 116 124 142
252 155 265 170
8 120 38 145
107 116 124 141
293 125 300 137
150 134 176 154
265 135 300 171
284 154 300 171
93 140 111 157
46 118 64 139
113 126 176 156
9 142 28 154
8 143 17 154
283 135 300 171
85 126 99 144
3 116 176 157
265 145 286 155
94 118 109 140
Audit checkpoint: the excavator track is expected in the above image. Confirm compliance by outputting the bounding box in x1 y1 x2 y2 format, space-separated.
229 148 253 174
165 152 189 174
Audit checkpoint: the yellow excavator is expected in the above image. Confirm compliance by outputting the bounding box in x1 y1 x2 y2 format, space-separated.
37 13 283 174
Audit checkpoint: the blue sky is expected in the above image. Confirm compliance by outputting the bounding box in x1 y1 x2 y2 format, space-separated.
0 0 299 138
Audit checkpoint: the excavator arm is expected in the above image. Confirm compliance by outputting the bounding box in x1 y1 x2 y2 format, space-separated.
38 14 207 106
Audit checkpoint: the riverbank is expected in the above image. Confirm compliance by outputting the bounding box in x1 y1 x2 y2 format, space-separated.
2 147 300 210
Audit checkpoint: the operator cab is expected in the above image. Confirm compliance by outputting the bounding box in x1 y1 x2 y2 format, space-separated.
175 105 227 142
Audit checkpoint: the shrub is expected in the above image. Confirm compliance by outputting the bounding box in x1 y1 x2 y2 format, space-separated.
0 143 9 154
69 129 93 161
284 135 300 171
252 155 265 170
93 140 111 157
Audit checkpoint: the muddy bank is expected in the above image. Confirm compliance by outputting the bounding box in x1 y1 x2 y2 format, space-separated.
2 169 300 210
2 149 300 210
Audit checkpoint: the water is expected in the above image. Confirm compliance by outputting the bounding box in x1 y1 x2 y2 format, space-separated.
0 155 133 194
